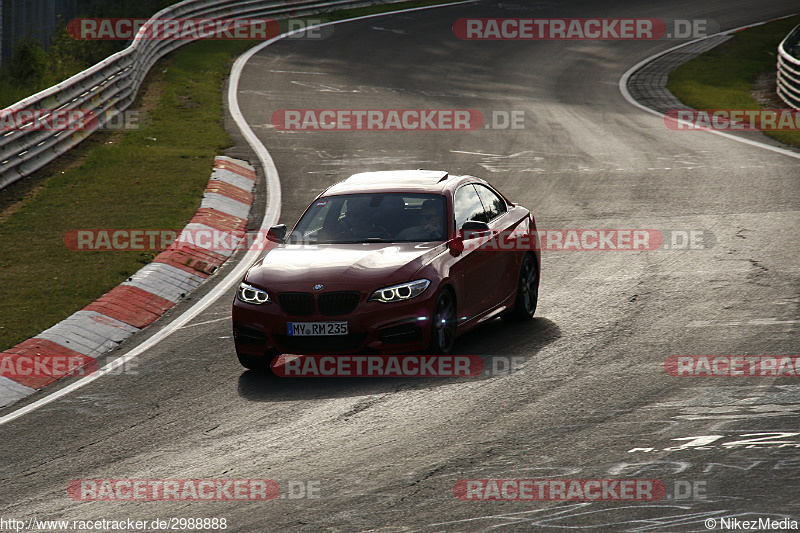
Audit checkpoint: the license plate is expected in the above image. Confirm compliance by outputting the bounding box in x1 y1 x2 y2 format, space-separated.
287 321 348 336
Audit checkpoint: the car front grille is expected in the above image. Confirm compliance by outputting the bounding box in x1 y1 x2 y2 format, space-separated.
318 292 360 316
277 291 361 316
277 292 315 316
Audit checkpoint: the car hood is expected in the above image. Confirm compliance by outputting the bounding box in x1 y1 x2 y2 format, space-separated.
245 242 445 289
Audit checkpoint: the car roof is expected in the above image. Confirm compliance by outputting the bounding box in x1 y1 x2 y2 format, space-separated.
323 170 475 195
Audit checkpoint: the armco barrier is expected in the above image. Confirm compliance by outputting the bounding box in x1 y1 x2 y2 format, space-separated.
0 0 411 190
777 24 800 110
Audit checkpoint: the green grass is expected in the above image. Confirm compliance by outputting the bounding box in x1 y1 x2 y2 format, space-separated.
667 15 800 148
0 80 44 109
0 39 256 352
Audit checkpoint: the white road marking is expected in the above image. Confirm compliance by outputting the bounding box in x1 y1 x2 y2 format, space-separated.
266 70 328 75
372 26 408 34
688 318 800 327
0 0 478 426
179 317 231 329
451 150 504 157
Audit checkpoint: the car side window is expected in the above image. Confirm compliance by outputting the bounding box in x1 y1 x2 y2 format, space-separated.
474 184 507 222
454 185 487 229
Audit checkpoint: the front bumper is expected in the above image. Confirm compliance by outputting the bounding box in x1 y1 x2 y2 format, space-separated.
232 289 438 357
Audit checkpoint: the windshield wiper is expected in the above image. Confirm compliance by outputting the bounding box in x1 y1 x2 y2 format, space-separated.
328 238 393 244
292 238 398 245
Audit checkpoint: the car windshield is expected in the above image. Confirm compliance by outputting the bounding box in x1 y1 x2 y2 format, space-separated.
289 193 447 244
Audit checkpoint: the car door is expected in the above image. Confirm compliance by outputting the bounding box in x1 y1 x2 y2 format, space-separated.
473 183 517 309
450 184 496 324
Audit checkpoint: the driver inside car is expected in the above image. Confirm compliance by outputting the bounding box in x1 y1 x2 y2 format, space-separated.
335 197 391 240
396 199 444 241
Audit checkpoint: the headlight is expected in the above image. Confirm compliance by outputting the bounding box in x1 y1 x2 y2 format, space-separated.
369 279 430 303
237 282 270 305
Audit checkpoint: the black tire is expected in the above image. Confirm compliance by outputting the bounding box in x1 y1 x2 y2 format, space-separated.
428 288 457 354
237 352 272 372
503 254 538 321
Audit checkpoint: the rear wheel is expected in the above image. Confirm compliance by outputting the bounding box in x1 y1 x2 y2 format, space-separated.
428 289 457 354
503 254 538 321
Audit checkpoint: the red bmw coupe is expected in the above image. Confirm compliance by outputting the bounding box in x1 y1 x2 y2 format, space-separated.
232 170 539 370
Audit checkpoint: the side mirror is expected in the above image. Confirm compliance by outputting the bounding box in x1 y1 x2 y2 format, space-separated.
267 224 287 243
460 220 490 239
448 221 491 254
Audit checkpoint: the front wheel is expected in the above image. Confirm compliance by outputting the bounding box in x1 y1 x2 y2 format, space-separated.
237 352 272 372
503 254 538 321
428 289 457 354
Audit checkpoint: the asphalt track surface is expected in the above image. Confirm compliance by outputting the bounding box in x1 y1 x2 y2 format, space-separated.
2 0 800 531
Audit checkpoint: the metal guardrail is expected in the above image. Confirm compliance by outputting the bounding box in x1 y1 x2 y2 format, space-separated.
777 24 800 110
0 0 410 190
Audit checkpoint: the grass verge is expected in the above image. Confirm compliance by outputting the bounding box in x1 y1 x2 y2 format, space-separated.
667 15 800 148
0 39 257 352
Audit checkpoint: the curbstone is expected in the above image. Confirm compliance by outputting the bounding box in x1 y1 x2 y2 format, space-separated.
0 156 256 408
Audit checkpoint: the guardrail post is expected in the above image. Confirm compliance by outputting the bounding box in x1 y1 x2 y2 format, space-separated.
777 24 800 110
